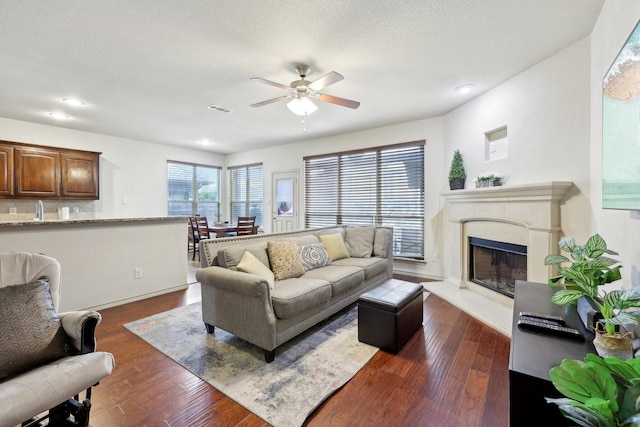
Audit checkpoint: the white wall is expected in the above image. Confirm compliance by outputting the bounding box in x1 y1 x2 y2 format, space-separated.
591 1 640 288
0 116 224 217
440 36 594 283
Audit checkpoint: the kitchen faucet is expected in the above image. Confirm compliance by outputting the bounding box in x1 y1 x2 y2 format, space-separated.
35 200 44 221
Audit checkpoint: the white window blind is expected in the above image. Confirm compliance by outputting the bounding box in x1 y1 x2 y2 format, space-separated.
167 161 221 224
229 163 263 227
304 141 425 259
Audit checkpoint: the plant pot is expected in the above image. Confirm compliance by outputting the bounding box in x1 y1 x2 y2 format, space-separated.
449 178 465 190
593 321 633 360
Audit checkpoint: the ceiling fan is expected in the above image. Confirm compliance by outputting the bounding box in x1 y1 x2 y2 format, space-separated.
250 64 360 116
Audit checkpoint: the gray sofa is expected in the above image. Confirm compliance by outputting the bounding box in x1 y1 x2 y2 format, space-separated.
195 225 393 362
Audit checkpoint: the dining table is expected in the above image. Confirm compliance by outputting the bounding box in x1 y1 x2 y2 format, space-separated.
208 223 238 238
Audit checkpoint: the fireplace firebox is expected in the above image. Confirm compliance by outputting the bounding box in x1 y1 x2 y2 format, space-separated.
468 237 527 298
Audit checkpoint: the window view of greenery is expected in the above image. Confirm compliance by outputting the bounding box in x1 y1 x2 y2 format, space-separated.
304 142 425 259
229 164 263 227
167 161 221 224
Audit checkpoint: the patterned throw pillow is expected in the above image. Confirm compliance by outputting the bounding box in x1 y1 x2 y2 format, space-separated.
0 279 73 380
267 241 305 280
298 242 332 271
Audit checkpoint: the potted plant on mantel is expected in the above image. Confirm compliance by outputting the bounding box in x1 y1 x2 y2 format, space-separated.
448 149 466 190
545 234 640 359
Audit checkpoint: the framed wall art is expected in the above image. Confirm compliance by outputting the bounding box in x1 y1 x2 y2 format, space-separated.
602 19 640 210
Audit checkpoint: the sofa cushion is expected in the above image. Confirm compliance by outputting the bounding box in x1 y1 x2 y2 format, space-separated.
0 280 73 380
344 226 376 258
219 241 269 270
302 265 365 295
298 242 332 271
333 257 388 279
373 228 392 258
315 227 345 238
267 241 305 280
281 235 320 246
318 233 349 261
271 279 332 319
236 250 275 290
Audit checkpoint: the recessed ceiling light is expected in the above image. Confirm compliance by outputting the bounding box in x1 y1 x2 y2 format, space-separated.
48 112 70 120
455 84 474 94
206 104 233 113
197 139 214 146
61 98 85 106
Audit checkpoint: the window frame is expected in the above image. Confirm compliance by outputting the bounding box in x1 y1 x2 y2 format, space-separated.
228 163 264 227
167 160 221 223
304 141 425 260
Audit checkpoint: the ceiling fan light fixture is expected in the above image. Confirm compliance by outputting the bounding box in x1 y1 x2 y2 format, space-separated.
287 96 318 116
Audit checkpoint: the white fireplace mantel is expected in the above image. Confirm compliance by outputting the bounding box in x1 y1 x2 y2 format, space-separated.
442 181 574 287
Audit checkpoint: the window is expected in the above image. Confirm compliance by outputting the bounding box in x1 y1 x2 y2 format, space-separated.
304 141 425 259
229 163 263 227
167 161 221 224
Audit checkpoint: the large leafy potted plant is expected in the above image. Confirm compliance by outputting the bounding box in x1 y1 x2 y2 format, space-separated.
546 353 640 427
545 234 640 358
448 149 466 190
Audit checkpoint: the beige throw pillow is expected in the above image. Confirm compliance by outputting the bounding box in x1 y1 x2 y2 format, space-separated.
344 226 376 258
318 233 349 261
267 241 305 280
236 250 275 290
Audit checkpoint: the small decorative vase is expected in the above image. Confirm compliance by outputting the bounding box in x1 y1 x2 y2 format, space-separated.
449 178 465 190
593 322 633 360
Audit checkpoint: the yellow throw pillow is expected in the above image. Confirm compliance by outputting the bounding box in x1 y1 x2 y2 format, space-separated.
318 233 349 261
237 250 275 290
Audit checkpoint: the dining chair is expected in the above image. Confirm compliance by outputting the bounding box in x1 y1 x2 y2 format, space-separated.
188 217 200 261
236 216 257 236
195 216 211 245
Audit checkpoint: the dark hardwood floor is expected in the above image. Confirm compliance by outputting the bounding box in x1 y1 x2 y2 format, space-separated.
89 274 511 426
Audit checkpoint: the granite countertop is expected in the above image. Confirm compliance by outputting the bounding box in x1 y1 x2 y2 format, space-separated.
0 216 186 227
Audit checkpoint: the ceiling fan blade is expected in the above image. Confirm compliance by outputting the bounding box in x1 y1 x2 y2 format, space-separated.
317 94 360 109
250 95 290 108
308 71 344 91
250 77 291 90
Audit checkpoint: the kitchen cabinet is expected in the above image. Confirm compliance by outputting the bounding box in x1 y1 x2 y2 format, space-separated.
1 140 100 200
0 144 14 197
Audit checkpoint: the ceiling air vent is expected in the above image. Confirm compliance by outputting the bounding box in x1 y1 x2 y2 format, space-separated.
206 104 233 113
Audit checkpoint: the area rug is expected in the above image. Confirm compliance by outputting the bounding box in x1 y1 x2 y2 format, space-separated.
124 303 378 427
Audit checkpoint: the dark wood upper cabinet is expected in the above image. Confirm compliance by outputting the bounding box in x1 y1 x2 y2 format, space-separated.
61 151 99 199
15 146 61 197
0 144 14 197
1 140 100 200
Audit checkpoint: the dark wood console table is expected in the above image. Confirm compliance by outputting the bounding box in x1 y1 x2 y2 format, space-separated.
509 280 595 426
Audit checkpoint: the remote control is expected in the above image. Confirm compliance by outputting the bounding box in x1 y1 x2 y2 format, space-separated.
519 311 566 325
520 315 565 326
517 318 584 341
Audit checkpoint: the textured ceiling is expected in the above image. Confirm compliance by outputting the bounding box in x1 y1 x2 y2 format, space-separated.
0 0 604 154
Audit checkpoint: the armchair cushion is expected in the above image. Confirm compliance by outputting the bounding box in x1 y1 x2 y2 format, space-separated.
0 279 72 380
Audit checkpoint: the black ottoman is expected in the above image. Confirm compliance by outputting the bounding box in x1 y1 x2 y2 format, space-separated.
358 279 424 353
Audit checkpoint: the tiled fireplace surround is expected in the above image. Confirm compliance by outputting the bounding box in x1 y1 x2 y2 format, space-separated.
425 182 573 336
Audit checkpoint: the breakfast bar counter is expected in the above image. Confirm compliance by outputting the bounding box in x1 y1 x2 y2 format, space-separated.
0 216 187 312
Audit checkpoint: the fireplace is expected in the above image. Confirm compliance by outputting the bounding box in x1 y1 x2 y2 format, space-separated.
468 237 527 298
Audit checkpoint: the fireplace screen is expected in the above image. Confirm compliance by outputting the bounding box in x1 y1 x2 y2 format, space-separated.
468 237 527 298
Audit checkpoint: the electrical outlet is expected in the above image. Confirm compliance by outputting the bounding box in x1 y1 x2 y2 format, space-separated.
134 268 143 279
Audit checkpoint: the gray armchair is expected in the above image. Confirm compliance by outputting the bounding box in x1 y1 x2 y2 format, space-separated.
0 252 115 427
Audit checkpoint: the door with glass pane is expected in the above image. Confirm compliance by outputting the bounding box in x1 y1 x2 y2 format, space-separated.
272 170 298 233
